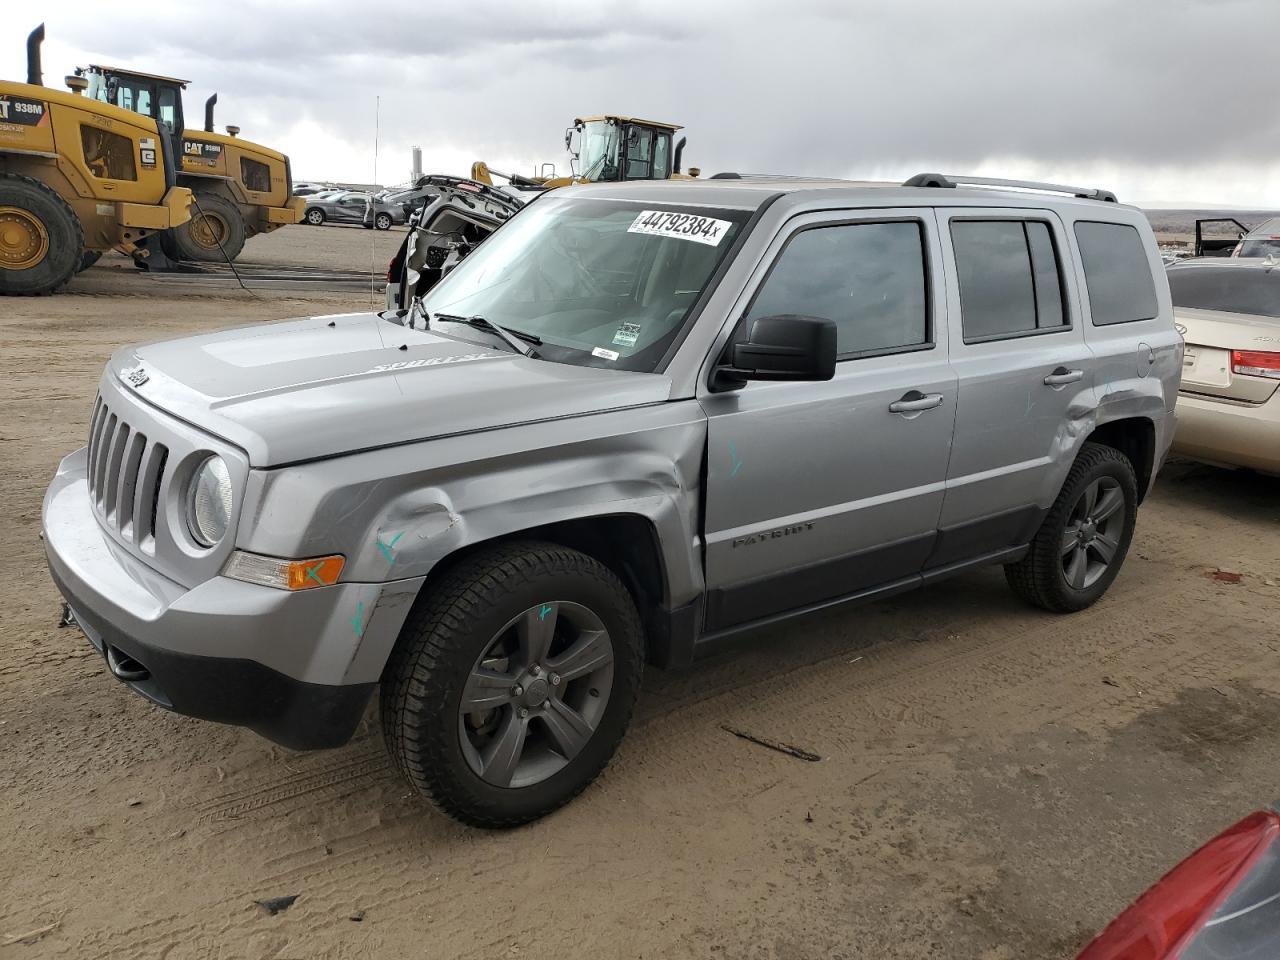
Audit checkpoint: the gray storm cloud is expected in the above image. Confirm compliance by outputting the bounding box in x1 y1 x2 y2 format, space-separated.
5 0 1279 201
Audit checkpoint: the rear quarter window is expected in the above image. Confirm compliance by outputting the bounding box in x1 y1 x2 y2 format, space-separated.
1074 221 1159 325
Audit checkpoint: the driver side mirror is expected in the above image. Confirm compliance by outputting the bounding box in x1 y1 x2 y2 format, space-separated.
712 315 836 391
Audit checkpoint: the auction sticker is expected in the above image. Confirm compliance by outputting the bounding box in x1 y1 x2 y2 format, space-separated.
628 209 730 246
592 346 619 362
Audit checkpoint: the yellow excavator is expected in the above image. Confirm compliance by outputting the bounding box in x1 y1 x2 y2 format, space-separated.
470 115 699 190
0 25 193 295
75 64 303 262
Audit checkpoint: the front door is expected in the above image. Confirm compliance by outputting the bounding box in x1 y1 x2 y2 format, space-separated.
700 210 957 633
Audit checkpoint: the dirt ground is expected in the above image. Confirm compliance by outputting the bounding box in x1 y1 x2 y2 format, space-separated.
2 224 1279 960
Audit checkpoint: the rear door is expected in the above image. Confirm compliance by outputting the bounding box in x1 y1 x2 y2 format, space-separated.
932 209 1096 566
700 209 956 632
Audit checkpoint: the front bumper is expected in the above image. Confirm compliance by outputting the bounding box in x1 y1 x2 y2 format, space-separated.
1173 391 1280 475
42 447 422 749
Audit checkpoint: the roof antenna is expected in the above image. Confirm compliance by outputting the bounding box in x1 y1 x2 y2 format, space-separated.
370 94 380 311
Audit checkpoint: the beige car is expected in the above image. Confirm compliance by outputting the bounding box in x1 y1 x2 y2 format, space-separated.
1167 259 1280 474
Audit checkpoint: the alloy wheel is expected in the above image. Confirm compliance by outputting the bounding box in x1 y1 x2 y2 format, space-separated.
458 601 614 789
1061 477 1125 590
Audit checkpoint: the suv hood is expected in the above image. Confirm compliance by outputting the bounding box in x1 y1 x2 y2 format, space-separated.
109 313 672 466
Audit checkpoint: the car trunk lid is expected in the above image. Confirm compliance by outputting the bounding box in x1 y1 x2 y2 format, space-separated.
1175 307 1280 404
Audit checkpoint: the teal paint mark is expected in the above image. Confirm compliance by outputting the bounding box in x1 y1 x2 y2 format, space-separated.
539 603 553 621
350 601 365 638
304 562 327 587
728 440 743 477
376 531 405 564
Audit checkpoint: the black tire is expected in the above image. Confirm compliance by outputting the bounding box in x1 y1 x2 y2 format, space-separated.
1005 442 1138 613
77 250 102 273
170 192 245 262
381 541 644 827
375 213 393 231
305 207 326 226
0 173 82 296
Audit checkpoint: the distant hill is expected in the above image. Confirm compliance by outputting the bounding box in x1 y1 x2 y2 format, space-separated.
1141 209 1280 238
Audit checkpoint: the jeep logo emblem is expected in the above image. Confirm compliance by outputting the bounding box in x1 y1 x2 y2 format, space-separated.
120 366 149 388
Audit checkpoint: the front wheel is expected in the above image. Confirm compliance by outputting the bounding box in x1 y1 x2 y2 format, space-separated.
305 207 326 225
1005 442 1137 613
381 542 644 827
375 213 393 231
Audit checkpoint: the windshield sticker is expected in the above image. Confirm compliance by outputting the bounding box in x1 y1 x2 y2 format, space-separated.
628 210 731 246
592 346 620 362
612 322 641 347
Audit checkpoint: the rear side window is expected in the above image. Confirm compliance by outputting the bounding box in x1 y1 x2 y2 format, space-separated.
241 157 272 192
1074 221 1158 325
951 220 1067 341
747 220 929 358
80 126 137 181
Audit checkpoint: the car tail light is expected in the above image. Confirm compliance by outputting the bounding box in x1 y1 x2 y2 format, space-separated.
1076 809 1280 960
386 258 395 282
1231 350 1280 380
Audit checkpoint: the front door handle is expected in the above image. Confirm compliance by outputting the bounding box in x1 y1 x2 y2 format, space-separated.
1044 367 1084 386
888 391 945 414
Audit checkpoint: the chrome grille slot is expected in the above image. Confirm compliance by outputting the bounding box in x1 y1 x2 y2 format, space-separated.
118 431 147 537
93 413 118 505
84 395 169 550
139 444 167 547
103 422 130 518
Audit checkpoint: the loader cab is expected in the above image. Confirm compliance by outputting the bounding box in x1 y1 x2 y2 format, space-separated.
81 65 187 147
568 116 680 183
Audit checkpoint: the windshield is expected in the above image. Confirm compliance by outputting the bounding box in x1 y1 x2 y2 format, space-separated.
415 197 748 372
1169 265 1280 318
577 122 620 182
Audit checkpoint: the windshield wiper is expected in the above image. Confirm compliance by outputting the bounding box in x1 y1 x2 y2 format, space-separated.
433 312 541 357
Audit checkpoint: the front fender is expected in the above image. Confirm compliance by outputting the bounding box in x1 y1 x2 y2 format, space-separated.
237 403 708 677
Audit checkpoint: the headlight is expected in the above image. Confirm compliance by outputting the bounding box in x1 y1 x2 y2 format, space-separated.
187 455 232 547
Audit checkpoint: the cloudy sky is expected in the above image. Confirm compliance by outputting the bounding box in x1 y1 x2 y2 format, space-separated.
7 0 1280 206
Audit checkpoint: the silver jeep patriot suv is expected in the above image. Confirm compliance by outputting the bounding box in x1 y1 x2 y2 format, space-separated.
43 173 1180 826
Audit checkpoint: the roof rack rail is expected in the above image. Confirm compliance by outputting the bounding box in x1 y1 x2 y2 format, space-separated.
903 173 1118 204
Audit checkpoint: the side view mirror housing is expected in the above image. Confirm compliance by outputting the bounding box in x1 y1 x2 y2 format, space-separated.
712 314 836 391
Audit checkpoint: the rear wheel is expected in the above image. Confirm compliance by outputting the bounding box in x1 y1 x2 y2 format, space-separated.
381 542 644 827
0 174 82 296
169 192 245 262
1005 442 1137 612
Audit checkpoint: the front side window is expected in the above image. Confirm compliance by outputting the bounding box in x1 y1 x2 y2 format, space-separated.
241 157 271 192
80 126 137 181
112 79 153 118
157 87 179 133
746 221 929 358
653 134 672 180
626 126 654 179
1075 221 1159 325
417 198 748 372
952 220 1067 341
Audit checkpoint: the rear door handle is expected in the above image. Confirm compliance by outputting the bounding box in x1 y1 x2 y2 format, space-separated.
888 391 945 414
1043 367 1084 386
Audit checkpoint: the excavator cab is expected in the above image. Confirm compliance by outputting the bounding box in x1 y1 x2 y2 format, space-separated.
568 116 684 183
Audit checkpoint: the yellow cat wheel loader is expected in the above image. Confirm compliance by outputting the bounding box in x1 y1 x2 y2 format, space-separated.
470 115 699 191
76 65 303 262
0 25 193 295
